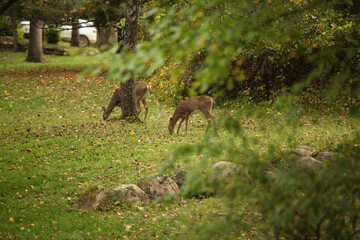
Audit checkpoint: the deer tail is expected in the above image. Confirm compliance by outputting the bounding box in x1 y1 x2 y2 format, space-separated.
147 85 152 97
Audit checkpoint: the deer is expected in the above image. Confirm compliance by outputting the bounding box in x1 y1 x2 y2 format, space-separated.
168 95 217 135
102 81 152 121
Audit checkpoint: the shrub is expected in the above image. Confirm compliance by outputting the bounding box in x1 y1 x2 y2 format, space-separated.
45 28 60 44
0 16 12 36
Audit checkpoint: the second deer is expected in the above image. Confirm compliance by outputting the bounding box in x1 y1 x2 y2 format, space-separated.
102 81 152 121
168 96 217 135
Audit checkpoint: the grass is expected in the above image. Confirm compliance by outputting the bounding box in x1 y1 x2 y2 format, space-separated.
0 52 359 239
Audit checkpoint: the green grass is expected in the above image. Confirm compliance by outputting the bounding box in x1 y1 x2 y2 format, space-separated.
0 52 359 239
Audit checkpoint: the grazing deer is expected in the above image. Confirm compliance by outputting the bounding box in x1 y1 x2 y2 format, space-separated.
168 96 217 135
102 81 152 121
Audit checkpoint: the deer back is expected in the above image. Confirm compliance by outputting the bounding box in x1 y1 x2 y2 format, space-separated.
174 96 213 118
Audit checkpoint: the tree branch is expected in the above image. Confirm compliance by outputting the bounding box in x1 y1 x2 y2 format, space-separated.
0 0 19 15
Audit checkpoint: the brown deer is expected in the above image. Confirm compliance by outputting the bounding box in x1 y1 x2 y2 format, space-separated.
168 96 217 135
102 81 152 121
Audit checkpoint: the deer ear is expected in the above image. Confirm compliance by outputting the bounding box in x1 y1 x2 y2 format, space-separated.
101 107 105 112
169 117 173 124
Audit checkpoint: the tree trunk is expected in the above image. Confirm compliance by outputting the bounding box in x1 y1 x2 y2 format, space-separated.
97 25 114 50
25 20 46 63
71 17 80 47
11 18 18 52
120 0 140 120
178 51 207 97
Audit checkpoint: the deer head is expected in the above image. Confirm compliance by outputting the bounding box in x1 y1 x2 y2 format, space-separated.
102 81 151 121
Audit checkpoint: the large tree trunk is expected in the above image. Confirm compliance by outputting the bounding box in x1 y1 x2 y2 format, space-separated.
11 18 18 52
120 0 140 120
71 17 80 47
25 20 46 63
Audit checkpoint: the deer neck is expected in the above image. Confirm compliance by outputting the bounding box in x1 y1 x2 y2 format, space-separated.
103 94 120 119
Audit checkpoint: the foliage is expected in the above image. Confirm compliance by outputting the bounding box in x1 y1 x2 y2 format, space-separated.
44 27 60 44
253 140 360 239
99 0 359 107
0 16 12 36
168 109 360 239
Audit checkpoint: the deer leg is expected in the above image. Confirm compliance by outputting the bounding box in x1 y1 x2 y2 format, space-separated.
177 118 185 134
141 99 149 122
209 112 217 132
136 100 142 115
185 116 190 135
203 112 217 134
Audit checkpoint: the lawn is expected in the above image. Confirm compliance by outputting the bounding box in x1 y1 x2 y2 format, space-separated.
0 52 359 239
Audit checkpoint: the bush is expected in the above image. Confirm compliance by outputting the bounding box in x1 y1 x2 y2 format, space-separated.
0 17 12 36
45 28 60 44
168 113 360 239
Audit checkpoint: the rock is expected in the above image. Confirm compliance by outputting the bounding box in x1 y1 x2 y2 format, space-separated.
174 169 186 188
297 156 323 171
288 153 301 161
209 161 239 181
112 184 150 205
291 146 316 156
265 170 277 180
72 185 112 211
316 152 344 162
138 174 179 200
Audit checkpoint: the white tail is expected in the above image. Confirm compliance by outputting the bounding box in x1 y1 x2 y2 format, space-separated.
102 81 152 121
168 95 217 135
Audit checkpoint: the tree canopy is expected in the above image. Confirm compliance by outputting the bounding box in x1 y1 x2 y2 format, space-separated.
101 0 359 107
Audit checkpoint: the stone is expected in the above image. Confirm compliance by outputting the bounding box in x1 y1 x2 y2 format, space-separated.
209 161 239 181
291 146 316 156
316 152 344 162
72 185 112 211
112 184 150 205
297 156 323 171
288 153 301 161
174 169 186 188
138 174 179 200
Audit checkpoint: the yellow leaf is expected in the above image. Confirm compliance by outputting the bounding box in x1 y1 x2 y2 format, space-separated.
9 217 15 222
125 225 132 231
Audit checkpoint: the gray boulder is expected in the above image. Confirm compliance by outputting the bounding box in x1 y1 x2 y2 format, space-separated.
112 184 150 205
209 161 239 181
174 169 186 188
292 146 317 157
316 152 344 162
138 174 179 200
297 156 323 171
72 185 112 211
